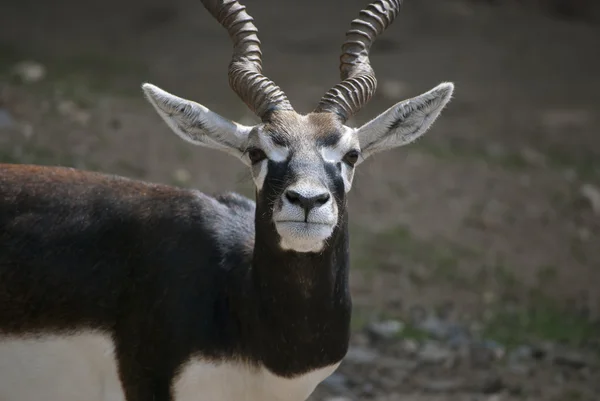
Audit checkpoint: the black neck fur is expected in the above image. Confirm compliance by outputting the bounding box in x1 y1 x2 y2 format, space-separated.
235 191 352 377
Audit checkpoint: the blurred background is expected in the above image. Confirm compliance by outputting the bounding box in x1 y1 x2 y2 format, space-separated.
1 0 599 400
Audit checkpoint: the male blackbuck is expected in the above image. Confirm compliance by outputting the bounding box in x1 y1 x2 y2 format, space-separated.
0 0 453 400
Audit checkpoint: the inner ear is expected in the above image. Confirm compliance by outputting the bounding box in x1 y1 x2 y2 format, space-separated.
142 83 253 161
356 82 454 159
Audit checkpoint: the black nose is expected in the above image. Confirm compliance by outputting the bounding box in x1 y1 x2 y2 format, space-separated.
285 190 331 213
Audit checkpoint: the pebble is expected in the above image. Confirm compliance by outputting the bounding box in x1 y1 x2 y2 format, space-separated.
552 349 587 369
481 339 506 359
540 109 591 132
367 319 404 341
519 147 547 166
360 383 375 397
57 100 91 126
418 341 454 364
323 373 351 393
172 168 192 184
345 346 379 364
400 339 420 354
0 108 14 128
12 61 46 83
418 378 465 393
580 183 600 215
508 362 533 376
416 315 450 339
509 345 534 362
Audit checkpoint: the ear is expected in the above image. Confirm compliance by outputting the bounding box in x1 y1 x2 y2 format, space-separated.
142 83 253 161
356 82 454 160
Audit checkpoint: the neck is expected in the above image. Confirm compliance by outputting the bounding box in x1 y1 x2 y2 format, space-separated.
244 212 352 376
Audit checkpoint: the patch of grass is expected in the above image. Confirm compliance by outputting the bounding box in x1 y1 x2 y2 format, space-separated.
536 264 558 285
0 45 148 100
560 388 585 401
0 144 76 167
350 306 372 331
544 146 600 181
0 42 22 72
351 223 479 288
400 323 433 342
412 137 600 180
113 160 147 179
47 53 147 97
483 294 599 349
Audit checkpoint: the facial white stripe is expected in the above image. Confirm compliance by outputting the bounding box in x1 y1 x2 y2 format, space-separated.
257 130 289 162
253 160 268 191
319 128 358 192
340 163 352 192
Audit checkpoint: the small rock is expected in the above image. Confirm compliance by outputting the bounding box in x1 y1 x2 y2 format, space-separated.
0 108 14 128
12 61 46 83
479 375 505 394
408 305 427 324
401 339 419 354
486 143 507 158
323 373 351 393
563 168 578 182
508 362 533 376
541 109 591 131
418 341 454 364
418 378 464 393
172 168 192 184
482 339 506 359
578 227 592 241
20 123 34 139
470 342 498 367
360 383 375 397
378 356 418 371
580 184 600 215
367 319 404 341
57 100 91 126
416 315 452 339
509 345 534 362
553 349 587 369
345 346 379 364
520 147 547 166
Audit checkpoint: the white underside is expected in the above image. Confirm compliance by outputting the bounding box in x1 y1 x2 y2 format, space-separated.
0 333 339 401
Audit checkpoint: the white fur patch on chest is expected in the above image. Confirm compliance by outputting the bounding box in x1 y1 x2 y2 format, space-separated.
0 333 125 401
173 359 340 401
0 333 340 401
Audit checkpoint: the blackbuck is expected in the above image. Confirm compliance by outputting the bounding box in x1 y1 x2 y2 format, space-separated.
0 0 453 400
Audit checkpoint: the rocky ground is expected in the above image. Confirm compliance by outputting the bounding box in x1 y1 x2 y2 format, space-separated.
311 313 599 401
1 0 600 399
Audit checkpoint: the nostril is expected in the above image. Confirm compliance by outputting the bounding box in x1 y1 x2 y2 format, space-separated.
285 190 301 205
314 193 330 206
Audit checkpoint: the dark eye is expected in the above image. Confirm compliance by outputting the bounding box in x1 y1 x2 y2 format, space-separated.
343 150 360 167
247 148 267 165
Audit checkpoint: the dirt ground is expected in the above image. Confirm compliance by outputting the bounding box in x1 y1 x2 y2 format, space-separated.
1 0 599 400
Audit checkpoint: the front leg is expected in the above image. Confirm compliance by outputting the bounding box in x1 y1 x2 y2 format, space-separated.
115 341 173 401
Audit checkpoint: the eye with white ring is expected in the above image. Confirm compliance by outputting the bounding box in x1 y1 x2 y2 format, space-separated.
247 148 267 165
342 150 360 167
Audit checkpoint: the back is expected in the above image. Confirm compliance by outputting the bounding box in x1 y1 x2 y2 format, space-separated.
0 164 255 334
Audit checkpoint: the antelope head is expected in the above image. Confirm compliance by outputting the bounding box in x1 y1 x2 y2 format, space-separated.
142 0 454 253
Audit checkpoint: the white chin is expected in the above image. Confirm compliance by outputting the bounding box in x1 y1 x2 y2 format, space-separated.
276 222 334 253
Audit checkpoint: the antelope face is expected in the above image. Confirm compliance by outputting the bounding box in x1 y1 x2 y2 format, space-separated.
142 0 455 253
246 112 356 252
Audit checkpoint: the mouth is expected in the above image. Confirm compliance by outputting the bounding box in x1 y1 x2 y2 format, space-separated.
275 220 333 226
274 220 336 252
